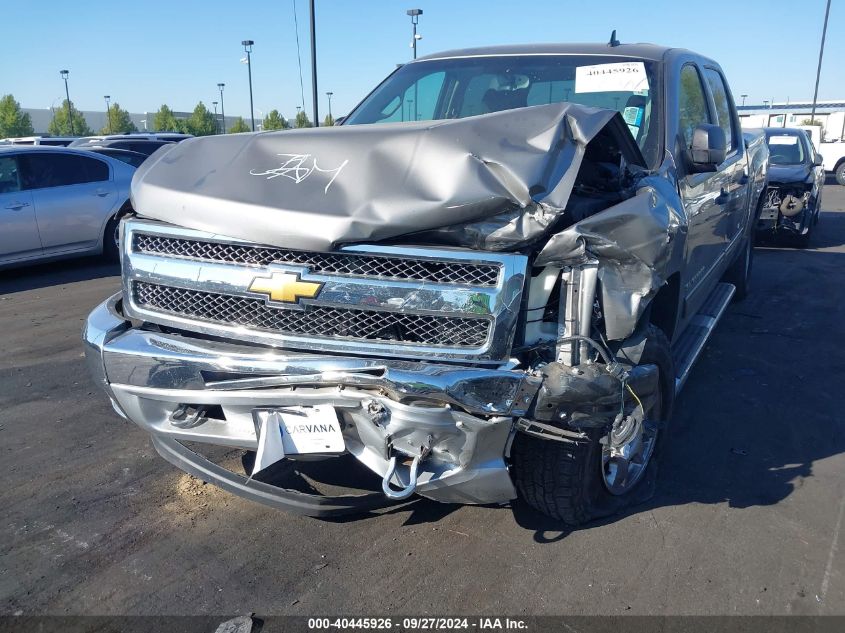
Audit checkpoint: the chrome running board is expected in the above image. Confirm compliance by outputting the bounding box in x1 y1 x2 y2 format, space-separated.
672 282 735 395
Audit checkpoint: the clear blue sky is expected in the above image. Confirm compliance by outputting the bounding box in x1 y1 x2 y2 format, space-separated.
1 0 842 120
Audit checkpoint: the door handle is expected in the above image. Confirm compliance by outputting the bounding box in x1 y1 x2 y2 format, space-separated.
715 188 729 206
4 201 30 210
94 189 110 197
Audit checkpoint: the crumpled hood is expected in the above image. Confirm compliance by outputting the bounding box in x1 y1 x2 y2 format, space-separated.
769 163 812 184
131 103 689 342
131 103 638 252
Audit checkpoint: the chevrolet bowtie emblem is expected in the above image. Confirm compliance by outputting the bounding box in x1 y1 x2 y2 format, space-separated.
248 272 322 303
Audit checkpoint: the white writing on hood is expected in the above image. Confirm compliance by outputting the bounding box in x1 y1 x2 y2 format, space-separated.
250 153 349 193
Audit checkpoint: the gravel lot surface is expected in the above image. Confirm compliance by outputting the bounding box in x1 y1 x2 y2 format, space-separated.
2 184 845 616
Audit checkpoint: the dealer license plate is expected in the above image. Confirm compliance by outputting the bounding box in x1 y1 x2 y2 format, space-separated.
252 406 345 455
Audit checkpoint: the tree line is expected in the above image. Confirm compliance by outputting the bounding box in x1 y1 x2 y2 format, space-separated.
0 94 333 138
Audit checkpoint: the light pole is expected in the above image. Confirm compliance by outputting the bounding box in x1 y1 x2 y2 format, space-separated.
217 83 226 133
212 101 219 134
407 9 423 122
407 9 423 60
60 70 74 135
104 95 111 133
810 0 832 126
326 91 333 121
241 40 255 131
310 0 319 126
740 94 748 107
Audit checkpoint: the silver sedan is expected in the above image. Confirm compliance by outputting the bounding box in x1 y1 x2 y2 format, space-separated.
0 145 136 268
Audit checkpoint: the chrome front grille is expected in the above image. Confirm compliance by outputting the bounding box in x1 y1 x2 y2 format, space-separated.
134 234 500 286
121 219 528 362
134 282 491 347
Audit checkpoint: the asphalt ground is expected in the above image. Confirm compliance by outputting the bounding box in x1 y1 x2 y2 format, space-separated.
2 183 845 617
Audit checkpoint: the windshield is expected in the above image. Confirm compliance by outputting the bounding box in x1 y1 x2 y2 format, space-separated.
766 133 806 165
345 54 662 167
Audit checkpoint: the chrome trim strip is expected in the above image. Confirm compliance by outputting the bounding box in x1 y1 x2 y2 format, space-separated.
126 253 501 317
98 328 540 417
134 232 502 286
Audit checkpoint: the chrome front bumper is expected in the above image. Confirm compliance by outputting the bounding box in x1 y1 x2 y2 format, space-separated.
84 294 542 514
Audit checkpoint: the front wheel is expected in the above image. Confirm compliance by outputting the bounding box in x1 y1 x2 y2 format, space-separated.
511 326 674 526
103 215 121 262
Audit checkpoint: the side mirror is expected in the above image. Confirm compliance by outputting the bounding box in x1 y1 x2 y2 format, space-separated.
686 124 726 173
334 116 346 126
814 153 824 167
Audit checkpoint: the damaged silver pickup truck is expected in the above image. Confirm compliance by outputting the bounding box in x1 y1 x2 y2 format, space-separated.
84 42 767 525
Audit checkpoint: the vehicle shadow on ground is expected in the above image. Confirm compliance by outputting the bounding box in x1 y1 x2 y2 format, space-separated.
755 210 845 250
807 210 845 248
0 257 119 295
241 451 465 525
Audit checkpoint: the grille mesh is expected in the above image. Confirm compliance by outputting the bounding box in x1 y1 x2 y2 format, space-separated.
134 282 490 348
134 234 500 286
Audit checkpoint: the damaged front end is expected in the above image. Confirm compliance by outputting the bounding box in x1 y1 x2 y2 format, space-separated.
85 103 684 515
758 180 815 237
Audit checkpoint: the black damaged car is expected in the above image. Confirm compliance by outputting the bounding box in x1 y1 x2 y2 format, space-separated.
757 127 825 247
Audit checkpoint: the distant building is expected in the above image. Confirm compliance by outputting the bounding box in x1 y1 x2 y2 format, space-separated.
738 100 845 141
22 107 242 135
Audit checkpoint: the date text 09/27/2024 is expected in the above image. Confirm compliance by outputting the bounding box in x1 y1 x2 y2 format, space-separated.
306 618 528 630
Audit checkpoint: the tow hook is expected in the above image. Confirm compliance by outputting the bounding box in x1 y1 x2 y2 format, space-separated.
381 435 432 500
169 404 208 429
381 454 421 500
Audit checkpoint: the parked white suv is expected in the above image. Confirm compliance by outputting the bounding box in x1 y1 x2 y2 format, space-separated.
818 141 845 185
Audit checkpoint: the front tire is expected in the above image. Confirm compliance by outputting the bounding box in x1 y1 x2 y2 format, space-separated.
103 215 121 262
511 326 674 526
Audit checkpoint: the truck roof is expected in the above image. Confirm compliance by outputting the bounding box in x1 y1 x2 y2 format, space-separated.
415 42 700 64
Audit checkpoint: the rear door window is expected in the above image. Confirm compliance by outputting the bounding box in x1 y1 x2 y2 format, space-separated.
0 156 21 194
19 153 110 189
